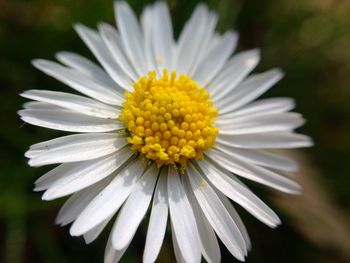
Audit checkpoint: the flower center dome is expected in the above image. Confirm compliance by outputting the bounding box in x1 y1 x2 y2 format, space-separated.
120 70 218 167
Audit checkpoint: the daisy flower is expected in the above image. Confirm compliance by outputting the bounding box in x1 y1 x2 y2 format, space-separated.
19 1 313 262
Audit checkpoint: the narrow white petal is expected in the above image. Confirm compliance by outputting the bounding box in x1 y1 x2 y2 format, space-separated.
175 4 211 75
152 2 174 71
19 108 123 133
140 5 158 72
70 158 145 236
188 11 218 76
28 132 121 152
21 90 120 119
192 31 238 86
217 192 251 250
217 113 305 135
217 132 314 149
197 159 281 227
217 69 284 113
23 101 61 111
98 23 138 81
184 174 221 263
84 215 112 244
74 23 133 90
25 149 42 159
34 164 70 191
32 59 123 105
218 97 295 120
42 148 133 200
55 177 112 226
27 133 127 166
112 164 158 250
143 168 168 263
171 222 186 263
186 163 247 261
55 51 116 88
167 166 201 263
214 143 298 172
206 32 221 55
105 229 130 263
217 110 301 126
114 1 147 76
206 149 301 194
209 49 260 101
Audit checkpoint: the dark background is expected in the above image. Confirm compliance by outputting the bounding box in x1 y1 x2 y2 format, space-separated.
1 0 350 262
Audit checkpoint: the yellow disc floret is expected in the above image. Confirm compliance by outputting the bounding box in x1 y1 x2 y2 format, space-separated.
120 70 219 167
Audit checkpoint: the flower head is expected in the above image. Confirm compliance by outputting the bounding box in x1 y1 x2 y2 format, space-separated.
120 69 219 167
19 1 313 262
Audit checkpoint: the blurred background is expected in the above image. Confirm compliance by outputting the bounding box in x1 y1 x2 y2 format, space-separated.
1 0 350 262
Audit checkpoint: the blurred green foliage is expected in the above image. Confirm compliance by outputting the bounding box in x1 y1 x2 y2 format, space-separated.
1 0 350 262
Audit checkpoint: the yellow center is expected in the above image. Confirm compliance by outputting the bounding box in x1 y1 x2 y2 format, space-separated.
120 70 219 167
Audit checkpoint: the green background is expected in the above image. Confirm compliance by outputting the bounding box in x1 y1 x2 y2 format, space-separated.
1 0 350 262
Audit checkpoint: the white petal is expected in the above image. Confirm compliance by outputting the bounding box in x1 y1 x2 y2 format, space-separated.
217 132 314 149
42 148 133 200
218 109 300 126
37 154 121 194
171 222 186 263
216 192 251 250
21 90 120 119
112 164 158 250
192 31 238 86
197 159 281 227
152 2 174 71
143 168 168 263
104 229 130 263
186 163 247 261
23 101 61 111
74 23 133 90
218 97 295 120
167 166 201 263
216 113 305 135
98 23 138 81
217 69 284 114
175 4 212 75
84 215 112 244
209 49 260 101
32 59 123 105
140 5 158 72
184 174 221 263
18 108 123 133
206 32 222 55
55 177 112 226
188 11 218 76
34 164 68 191
25 149 42 159
206 149 301 194
26 133 127 166
114 1 147 76
214 143 298 172
55 51 116 88
70 158 145 236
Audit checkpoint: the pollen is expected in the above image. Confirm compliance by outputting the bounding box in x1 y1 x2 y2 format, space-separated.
120 70 219 167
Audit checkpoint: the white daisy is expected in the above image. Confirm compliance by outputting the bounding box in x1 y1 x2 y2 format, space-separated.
19 1 313 262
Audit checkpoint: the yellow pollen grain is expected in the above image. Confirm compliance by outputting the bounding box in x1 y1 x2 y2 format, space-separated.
120 69 219 167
